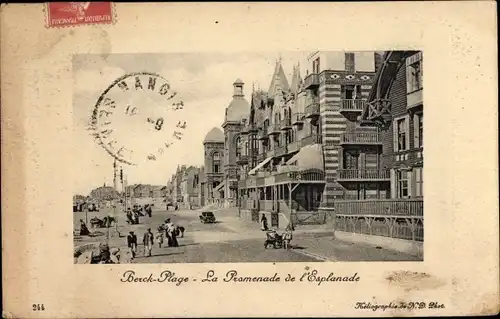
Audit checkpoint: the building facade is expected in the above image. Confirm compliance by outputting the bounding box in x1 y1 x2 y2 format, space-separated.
200 127 224 206
230 53 381 226
334 50 424 241
180 166 201 209
198 51 423 241
220 79 251 207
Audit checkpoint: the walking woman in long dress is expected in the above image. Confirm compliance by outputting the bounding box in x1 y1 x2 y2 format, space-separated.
164 219 172 246
166 220 179 247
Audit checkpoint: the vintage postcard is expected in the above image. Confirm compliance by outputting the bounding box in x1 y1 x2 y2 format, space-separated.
1 2 498 318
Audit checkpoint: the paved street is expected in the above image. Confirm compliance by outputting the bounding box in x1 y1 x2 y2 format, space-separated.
74 207 419 263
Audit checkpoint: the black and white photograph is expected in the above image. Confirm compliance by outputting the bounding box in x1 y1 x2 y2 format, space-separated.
73 51 424 264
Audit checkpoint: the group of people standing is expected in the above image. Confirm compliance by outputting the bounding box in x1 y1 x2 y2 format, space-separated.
125 204 152 225
126 218 182 259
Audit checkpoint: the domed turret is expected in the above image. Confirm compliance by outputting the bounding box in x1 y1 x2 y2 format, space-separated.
224 79 250 124
203 127 224 144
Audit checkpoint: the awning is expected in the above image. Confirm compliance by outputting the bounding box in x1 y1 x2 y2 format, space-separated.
279 144 324 172
215 181 225 192
248 157 273 175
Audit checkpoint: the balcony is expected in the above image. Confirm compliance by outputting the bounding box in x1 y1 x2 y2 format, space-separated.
292 113 305 126
257 153 266 162
257 128 268 140
337 169 390 182
339 99 365 116
301 134 321 147
280 118 292 131
304 73 319 90
339 133 382 146
236 155 249 165
286 140 301 154
273 170 325 184
275 145 287 157
305 101 320 119
266 149 275 158
206 171 223 178
267 123 281 136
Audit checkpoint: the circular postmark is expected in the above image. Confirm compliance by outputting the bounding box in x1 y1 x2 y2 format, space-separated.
89 72 187 165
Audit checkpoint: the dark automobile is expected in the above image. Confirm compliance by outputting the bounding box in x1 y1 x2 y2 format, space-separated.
199 211 216 224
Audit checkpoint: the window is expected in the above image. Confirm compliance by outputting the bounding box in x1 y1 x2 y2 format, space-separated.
341 85 361 99
414 168 423 197
406 58 423 93
343 151 359 169
414 113 423 148
212 152 220 173
393 116 410 152
345 53 355 72
397 170 410 198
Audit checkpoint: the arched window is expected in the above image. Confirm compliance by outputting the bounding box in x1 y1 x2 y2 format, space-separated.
212 152 220 173
288 107 292 120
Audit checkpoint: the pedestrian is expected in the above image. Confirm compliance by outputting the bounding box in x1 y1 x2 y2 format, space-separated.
261 214 269 231
127 231 137 259
143 228 154 257
165 219 179 247
79 219 90 236
164 218 172 246
156 225 164 248
169 223 179 247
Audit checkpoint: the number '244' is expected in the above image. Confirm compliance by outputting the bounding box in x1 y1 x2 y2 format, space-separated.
32 304 45 311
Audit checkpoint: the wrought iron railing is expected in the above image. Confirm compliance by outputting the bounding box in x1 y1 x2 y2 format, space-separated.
340 99 365 112
337 169 390 180
340 132 381 144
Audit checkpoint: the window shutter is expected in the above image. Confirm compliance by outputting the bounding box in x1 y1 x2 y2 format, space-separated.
414 114 420 148
405 115 410 150
393 119 398 152
415 168 421 197
407 170 413 198
406 64 411 93
390 169 397 199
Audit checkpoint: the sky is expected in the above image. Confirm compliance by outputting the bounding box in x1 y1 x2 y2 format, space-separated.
73 51 311 196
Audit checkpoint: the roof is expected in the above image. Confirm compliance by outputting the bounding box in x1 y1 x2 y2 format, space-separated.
225 97 250 123
203 127 224 144
234 78 244 85
290 63 302 94
267 60 290 99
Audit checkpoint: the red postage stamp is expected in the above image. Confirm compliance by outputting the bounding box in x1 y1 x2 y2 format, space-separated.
46 2 115 28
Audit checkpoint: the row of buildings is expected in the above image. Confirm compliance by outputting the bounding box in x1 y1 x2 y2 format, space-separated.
165 165 202 209
167 51 423 241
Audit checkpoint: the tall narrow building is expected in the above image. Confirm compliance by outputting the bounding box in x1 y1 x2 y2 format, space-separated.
221 79 250 207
